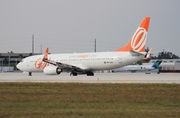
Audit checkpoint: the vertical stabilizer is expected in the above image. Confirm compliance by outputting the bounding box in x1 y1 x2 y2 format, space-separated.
152 60 162 69
115 17 150 52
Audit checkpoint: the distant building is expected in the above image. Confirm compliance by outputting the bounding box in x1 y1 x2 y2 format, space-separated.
0 53 41 67
0 66 14 72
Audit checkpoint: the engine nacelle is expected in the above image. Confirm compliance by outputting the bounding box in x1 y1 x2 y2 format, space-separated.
43 66 62 75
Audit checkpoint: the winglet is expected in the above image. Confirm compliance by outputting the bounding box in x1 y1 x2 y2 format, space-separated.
115 17 150 52
43 48 49 61
144 48 153 60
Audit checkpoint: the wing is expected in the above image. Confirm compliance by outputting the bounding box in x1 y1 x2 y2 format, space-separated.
42 48 90 72
44 59 90 72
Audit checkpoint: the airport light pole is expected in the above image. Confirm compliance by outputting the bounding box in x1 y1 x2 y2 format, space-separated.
41 44 42 54
29 34 34 76
8 55 10 71
2 58 3 66
16 59 17 69
32 34 34 55
94 39 96 52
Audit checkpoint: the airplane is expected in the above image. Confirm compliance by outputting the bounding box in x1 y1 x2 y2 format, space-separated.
16 17 150 76
112 60 162 74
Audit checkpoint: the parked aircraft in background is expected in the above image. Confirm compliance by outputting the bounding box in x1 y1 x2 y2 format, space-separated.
16 17 150 76
112 60 162 74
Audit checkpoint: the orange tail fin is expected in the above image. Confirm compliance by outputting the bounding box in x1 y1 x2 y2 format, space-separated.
115 17 150 52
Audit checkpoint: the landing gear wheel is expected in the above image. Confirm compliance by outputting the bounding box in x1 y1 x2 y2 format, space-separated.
87 72 94 76
70 72 77 76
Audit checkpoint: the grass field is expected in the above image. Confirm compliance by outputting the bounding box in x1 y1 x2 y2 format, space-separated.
0 83 180 118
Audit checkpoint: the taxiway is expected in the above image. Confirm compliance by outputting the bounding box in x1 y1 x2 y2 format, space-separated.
0 72 180 83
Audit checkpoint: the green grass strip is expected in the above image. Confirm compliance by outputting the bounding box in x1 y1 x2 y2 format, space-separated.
0 83 180 118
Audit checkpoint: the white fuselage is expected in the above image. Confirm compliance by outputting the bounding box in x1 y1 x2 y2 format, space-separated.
17 51 145 73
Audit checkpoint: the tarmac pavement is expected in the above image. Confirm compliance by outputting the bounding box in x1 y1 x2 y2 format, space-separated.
0 72 180 83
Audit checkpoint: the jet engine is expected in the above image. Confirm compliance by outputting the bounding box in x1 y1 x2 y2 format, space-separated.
43 66 62 75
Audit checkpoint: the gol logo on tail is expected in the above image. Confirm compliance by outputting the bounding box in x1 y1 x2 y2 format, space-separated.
34 58 50 69
131 27 147 52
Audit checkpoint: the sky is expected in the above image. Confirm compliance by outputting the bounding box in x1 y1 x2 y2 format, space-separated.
0 0 180 56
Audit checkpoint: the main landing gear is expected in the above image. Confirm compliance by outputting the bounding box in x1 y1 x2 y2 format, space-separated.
70 71 94 76
70 72 77 76
86 72 94 76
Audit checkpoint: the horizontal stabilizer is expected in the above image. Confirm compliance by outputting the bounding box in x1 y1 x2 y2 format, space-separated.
129 50 144 56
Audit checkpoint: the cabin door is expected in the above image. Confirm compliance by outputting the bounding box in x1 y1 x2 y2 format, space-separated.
118 54 122 63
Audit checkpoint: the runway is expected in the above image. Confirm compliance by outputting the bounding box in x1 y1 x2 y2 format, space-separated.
0 72 180 83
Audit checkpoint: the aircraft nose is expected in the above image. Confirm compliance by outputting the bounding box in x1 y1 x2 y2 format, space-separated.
16 62 22 70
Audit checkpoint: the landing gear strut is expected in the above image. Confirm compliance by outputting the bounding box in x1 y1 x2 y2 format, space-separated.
28 72 32 76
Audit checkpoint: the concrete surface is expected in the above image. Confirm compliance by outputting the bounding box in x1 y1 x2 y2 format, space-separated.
0 72 180 83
